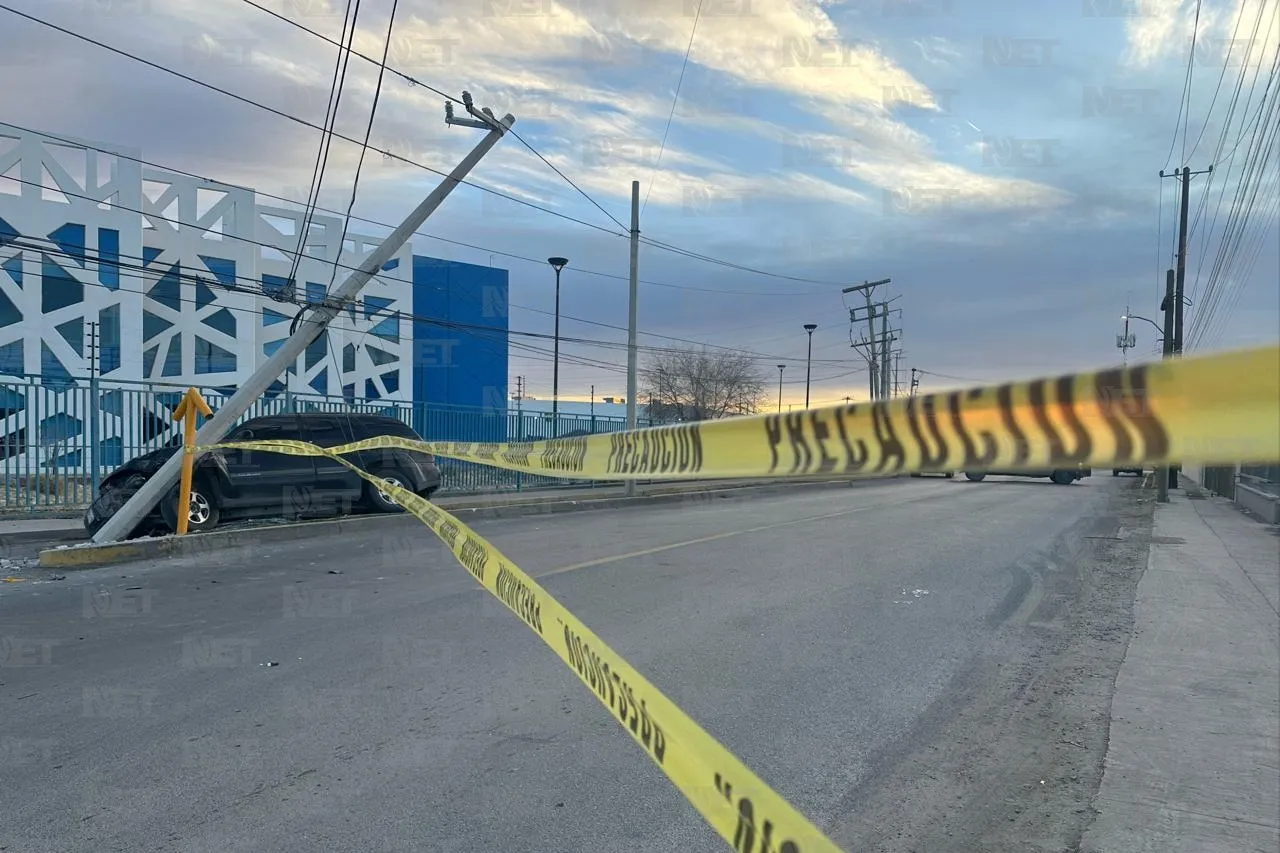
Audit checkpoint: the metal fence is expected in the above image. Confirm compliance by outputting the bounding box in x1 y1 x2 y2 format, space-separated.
0 375 652 512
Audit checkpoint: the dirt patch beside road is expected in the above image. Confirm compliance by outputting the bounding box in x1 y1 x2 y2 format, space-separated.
827 481 1156 852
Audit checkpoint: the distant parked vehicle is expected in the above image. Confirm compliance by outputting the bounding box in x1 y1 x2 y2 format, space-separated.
84 413 441 538
909 471 955 478
1112 467 1144 476
962 466 1091 485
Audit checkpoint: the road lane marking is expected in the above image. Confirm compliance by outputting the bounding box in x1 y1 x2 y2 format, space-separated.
536 492 942 580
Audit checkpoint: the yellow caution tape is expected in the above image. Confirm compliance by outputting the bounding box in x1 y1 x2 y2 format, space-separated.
206 438 845 853
207 343 1280 480
182 344 1278 851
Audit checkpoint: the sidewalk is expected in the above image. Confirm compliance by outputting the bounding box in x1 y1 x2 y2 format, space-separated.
3 475 868 544
1081 480 1280 852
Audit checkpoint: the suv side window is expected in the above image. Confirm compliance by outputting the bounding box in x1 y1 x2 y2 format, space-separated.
230 421 296 442
300 417 351 448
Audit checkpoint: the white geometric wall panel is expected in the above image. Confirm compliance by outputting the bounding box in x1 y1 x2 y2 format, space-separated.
0 123 414 479
137 167 258 388
254 203 413 405
0 123 147 476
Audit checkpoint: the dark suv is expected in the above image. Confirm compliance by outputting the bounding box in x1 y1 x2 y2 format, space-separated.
84 412 441 538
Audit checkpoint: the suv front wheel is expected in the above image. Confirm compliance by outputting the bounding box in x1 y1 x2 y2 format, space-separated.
161 478 222 533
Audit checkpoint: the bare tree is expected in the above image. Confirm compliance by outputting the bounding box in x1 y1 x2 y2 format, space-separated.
641 346 767 422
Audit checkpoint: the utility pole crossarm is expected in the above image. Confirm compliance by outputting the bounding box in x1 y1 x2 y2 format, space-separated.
91 97 515 543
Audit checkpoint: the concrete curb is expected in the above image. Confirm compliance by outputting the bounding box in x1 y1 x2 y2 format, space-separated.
2 527 86 546
37 476 884 570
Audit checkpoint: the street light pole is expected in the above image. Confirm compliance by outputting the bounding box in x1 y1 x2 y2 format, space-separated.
803 324 817 408
547 256 568 431
776 364 785 412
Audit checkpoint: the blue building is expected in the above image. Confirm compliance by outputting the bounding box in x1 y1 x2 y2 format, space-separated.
411 256 509 442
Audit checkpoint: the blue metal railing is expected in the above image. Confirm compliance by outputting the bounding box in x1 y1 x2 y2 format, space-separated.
0 375 651 511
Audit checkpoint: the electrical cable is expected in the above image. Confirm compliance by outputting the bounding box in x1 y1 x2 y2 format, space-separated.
0 170 852 366
0 2 628 240
0 119 841 298
234 0 848 285
641 0 701 218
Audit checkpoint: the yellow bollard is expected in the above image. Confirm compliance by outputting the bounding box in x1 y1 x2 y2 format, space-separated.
172 387 213 535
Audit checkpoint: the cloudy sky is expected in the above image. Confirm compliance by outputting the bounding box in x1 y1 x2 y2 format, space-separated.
1 0 1276 406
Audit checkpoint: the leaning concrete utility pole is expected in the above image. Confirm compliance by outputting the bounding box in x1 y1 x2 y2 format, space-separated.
625 180 640 498
92 94 515 543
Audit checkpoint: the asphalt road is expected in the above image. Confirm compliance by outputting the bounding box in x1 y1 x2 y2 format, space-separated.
0 474 1154 852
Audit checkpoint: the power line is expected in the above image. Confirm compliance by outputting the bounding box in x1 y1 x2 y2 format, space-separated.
5 235 857 373
1163 0 1203 171
0 117 839 299
231 0 847 285
0 2 626 240
0 166 847 365
641 0 701 219
288 0 358 290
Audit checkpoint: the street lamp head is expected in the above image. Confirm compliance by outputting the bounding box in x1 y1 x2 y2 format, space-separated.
803 323 817 332
777 364 785 370
547 256 569 272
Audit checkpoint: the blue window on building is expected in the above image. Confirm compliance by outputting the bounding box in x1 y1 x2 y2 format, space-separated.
306 281 325 305
199 255 238 289
201 307 236 337
0 215 19 251
304 330 326 371
195 337 236 373
55 317 83 357
48 223 86 267
97 228 120 289
262 274 295 302
42 255 83 313
0 340 24 377
149 262 182 312
41 341 75 391
0 287 20 328
161 336 183 377
99 304 121 373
